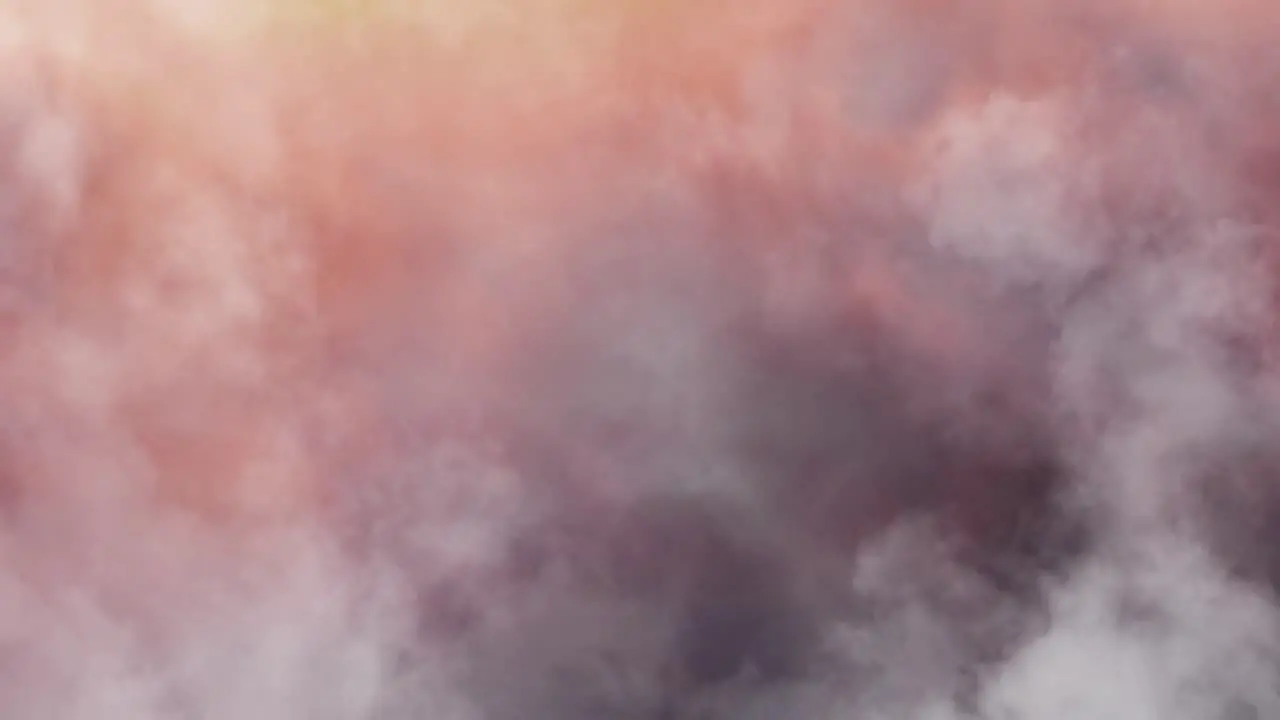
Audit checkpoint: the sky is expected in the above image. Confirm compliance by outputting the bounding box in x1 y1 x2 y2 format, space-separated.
0 1 1277 718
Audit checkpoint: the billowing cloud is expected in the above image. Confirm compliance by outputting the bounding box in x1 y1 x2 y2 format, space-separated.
0 1 1276 718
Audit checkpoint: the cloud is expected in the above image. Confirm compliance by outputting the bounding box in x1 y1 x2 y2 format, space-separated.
0 1 1277 718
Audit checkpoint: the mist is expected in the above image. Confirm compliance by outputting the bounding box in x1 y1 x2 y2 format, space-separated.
0 1 1277 718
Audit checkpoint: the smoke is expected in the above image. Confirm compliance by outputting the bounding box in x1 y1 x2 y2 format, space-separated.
0 0 1277 718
